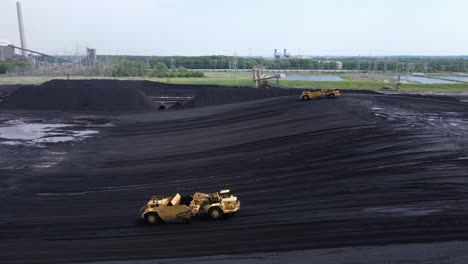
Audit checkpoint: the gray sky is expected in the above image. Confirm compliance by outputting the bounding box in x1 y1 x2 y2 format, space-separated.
1 0 467 56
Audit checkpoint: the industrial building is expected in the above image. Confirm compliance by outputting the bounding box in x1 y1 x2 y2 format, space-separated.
273 49 292 60
0 40 15 61
1 2 103 76
274 49 282 59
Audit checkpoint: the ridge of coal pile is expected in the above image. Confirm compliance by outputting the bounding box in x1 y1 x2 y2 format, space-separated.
138 82 301 108
0 79 156 112
185 86 300 108
0 84 21 94
0 80 302 112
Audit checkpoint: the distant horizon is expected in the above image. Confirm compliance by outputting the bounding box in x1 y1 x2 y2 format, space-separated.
1 0 468 57
88 54 468 58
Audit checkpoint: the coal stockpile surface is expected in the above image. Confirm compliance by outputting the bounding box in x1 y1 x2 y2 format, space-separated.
1 91 468 263
0 80 300 112
138 82 301 108
183 86 300 108
0 84 21 94
0 80 156 112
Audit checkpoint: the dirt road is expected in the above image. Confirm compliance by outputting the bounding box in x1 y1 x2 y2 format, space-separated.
0 88 467 263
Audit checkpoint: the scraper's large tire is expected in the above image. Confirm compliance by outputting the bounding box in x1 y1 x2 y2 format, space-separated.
144 213 160 225
208 207 223 220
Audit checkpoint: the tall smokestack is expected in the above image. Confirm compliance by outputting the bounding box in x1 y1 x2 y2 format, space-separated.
16 2 27 57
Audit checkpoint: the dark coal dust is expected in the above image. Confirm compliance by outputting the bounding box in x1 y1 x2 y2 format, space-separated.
0 80 467 264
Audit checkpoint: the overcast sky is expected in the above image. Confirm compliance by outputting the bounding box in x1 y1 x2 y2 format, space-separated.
1 0 467 56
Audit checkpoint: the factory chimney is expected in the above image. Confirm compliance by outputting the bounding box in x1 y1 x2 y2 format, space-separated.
16 2 28 57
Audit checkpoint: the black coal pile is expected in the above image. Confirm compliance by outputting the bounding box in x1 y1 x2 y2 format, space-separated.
0 79 302 112
102 81 303 107
138 83 301 108
0 80 156 112
182 86 299 108
0 84 21 94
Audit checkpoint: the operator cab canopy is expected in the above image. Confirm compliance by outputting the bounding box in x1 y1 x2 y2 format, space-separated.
220 189 231 198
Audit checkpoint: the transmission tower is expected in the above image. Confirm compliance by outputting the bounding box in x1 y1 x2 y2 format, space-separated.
232 50 238 71
169 58 175 70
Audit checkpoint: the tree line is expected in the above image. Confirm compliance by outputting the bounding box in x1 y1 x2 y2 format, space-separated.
0 61 30 74
113 56 339 71
104 55 468 73
1 56 466 76
110 59 204 77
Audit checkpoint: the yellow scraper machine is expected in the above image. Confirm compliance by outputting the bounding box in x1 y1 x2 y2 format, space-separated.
140 189 240 224
299 89 341 100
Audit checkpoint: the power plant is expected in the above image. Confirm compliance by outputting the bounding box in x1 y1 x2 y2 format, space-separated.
1 2 106 76
0 40 15 61
273 49 292 59
16 2 27 57
274 49 282 59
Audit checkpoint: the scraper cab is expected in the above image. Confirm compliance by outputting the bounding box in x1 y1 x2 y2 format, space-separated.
192 189 241 220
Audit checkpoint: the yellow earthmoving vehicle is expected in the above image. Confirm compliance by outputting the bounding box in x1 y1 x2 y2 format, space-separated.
299 89 341 101
192 189 241 220
140 189 240 224
140 193 200 224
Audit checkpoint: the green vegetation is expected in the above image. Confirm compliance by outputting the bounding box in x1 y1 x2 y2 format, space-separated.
106 55 341 71
1 71 468 92
111 59 147 77
149 66 204 78
104 56 468 88
144 72 468 92
0 61 31 74
103 55 468 72
111 59 204 78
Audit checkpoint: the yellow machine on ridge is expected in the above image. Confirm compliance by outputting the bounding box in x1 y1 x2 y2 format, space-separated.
299 89 341 100
140 189 240 224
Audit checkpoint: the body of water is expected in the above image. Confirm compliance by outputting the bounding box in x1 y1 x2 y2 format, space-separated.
436 76 468 82
0 121 98 146
398 76 457 84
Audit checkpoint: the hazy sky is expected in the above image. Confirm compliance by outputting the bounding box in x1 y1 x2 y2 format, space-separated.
1 0 467 56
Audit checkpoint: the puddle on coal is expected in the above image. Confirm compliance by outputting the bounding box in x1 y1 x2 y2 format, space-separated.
369 105 468 136
0 120 98 146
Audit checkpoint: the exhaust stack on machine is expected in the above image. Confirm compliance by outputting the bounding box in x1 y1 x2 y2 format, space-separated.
16 2 27 57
